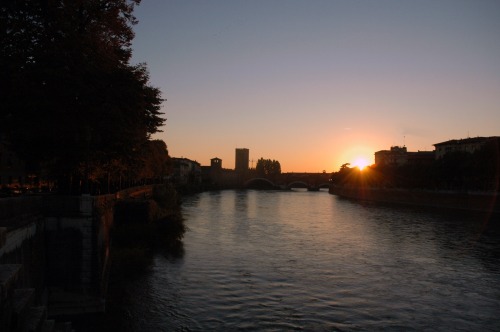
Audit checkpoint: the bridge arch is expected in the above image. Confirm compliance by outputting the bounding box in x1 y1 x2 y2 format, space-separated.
287 181 309 189
244 178 277 189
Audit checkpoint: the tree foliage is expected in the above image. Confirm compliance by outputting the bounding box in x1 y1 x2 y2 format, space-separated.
136 140 172 182
0 0 165 192
256 158 281 177
330 141 500 192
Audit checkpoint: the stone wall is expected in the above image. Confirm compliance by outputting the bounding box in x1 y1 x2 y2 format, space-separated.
0 197 51 331
44 194 115 315
0 185 160 318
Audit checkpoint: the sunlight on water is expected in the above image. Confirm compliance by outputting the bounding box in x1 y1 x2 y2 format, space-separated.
120 190 500 331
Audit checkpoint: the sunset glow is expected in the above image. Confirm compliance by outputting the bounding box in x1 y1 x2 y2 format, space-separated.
351 157 369 171
131 1 500 172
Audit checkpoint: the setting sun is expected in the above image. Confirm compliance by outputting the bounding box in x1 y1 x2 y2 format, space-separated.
352 157 369 170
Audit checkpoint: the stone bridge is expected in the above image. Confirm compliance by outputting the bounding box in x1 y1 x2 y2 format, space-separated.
244 172 331 190
0 185 157 330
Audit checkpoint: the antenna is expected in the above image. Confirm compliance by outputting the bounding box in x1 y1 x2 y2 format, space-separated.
403 135 406 147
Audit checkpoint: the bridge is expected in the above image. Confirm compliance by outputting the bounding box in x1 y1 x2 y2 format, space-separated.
244 172 331 190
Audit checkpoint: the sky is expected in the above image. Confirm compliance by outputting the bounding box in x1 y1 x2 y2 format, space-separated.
130 0 500 172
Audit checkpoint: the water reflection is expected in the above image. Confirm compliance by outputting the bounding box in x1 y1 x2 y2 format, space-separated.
97 190 500 331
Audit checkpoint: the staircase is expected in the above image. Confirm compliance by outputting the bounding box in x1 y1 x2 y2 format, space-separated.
0 264 74 332
0 197 79 331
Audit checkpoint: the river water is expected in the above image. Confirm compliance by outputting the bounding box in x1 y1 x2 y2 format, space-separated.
106 189 500 331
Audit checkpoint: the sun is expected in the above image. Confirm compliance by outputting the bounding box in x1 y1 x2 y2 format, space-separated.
352 157 369 170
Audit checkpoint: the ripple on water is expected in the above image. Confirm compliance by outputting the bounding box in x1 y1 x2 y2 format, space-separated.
118 191 500 331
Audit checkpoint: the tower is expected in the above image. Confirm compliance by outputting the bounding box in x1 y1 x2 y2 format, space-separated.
235 148 249 172
210 157 222 170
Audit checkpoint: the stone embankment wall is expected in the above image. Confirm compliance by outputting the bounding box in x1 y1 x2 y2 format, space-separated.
0 184 175 329
114 184 180 225
0 196 46 296
44 194 116 316
0 196 66 331
329 185 500 213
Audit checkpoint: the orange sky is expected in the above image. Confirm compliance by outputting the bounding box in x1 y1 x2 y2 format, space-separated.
132 1 500 172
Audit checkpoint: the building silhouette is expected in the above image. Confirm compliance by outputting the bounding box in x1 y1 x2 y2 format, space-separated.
433 136 500 159
375 146 408 166
171 157 201 185
211 157 222 170
235 148 249 172
375 146 434 166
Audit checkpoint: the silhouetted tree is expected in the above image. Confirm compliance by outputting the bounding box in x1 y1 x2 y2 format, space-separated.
433 151 472 190
256 158 281 178
0 0 164 193
331 140 500 192
136 140 171 183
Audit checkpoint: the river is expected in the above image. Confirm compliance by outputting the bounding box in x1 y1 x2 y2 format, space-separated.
100 189 500 331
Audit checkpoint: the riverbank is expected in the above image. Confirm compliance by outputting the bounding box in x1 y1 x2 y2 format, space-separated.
71 189 500 331
56 183 186 331
329 185 500 214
